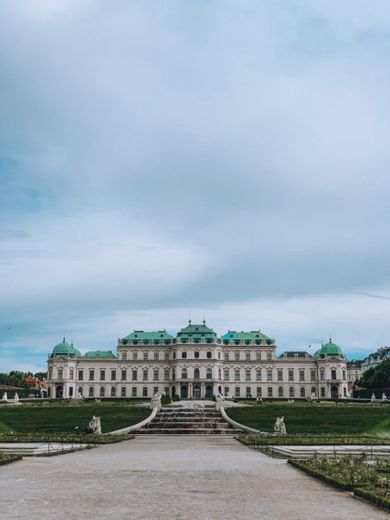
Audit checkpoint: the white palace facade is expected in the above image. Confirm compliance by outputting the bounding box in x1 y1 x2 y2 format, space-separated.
47 322 349 401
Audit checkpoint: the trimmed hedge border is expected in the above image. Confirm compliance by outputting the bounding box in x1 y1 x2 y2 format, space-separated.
0 454 22 466
239 434 390 446
0 433 131 444
288 459 390 512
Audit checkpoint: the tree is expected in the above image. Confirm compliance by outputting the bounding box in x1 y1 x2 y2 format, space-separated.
353 360 390 398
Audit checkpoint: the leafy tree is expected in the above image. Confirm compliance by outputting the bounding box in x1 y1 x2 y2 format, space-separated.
353 360 390 398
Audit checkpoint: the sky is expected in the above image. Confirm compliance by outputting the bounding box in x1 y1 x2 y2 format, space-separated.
1 0 390 372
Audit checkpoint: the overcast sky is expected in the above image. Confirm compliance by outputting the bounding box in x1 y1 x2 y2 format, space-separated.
1 0 390 372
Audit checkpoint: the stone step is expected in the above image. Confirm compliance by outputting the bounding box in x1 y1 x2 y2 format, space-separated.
135 428 243 435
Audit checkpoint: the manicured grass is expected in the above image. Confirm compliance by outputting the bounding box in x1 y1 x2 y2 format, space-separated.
227 404 390 435
0 403 150 434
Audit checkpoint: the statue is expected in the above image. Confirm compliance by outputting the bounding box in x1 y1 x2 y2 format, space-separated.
85 415 102 435
151 392 162 411
2 392 8 402
382 393 387 401
274 416 287 436
13 393 20 405
215 392 224 411
371 393 376 402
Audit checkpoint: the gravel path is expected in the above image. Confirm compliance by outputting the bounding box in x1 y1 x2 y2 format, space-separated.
1 436 386 520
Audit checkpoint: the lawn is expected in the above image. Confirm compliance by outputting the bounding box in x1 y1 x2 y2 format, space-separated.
0 403 150 434
227 404 390 435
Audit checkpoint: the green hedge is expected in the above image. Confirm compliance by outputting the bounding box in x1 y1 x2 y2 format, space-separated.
0 454 22 466
239 434 390 446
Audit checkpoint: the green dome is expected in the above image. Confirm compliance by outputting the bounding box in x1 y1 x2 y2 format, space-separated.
314 340 345 359
52 338 81 357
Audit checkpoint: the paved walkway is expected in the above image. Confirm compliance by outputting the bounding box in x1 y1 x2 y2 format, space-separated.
1 436 387 520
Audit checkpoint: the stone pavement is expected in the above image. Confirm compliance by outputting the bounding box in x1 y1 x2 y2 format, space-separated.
1 436 387 520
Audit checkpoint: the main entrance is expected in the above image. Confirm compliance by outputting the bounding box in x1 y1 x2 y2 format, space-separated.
331 386 339 399
180 385 188 399
193 384 201 399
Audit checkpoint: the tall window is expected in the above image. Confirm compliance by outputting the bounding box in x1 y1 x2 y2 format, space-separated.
132 387 137 397
142 387 148 397
100 370 105 381
342 370 346 381
235 386 240 397
310 369 316 382
89 370 94 381
321 386 325 397
143 369 148 381
111 370 116 381
257 387 262 397
194 351 200 359
267 369 272 382
246 387 251 398
218 368 222 380
164 352 169 361
78 387 83 397
235 369 240 381
245 369 251 381
133 352 138 360
266 352 272 361
224 368 229 381
320 369 325 381
143 351 148 361
70 369 74 379
121 387 126 397
153 369 159 381
194 368 200 379
57 368 63 379
245 352 250 361
256 352 261 362
132 369 137 381
288 369 294 381
206 368 212 379
111 386 116 397
153 351 158 360
182 368 188 379
89 387 94 397
224 352 229 361
277 369 283 381
256 369 262 381
299 370 305 382
182 352 187 359
121 370 126 381
235 351 240 361
100 387 105 397
121 352 127 360
278 386 283 397
289 386 294 398
164 368 170 380
267 387 273 397
206 351 212 359
331 369 337 380
300 387 305 398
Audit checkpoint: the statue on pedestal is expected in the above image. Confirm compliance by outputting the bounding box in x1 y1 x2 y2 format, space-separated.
274 416 287 436
85 415 102 435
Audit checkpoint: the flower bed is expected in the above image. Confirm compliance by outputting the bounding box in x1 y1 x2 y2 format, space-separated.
289 455 390 511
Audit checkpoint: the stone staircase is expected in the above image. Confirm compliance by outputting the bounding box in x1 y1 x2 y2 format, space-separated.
133 407 244 435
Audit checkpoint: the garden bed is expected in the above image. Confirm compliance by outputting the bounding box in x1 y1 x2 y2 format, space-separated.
239 434 390 446
0 433 130 444
289 456 390 511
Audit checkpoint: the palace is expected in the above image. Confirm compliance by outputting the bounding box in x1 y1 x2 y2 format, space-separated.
47 321 349 400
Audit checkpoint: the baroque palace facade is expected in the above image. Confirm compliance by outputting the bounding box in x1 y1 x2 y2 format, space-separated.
47 322 349 400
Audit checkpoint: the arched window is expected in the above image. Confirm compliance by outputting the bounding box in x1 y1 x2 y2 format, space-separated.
70 369 74 379
206 351 212 359
89 387 94 397
206 368 212 379
182 368 187 379
100 387 105 397
300 387 305 398
182 351 187 359
194 368 200 379
289 386 294 398
194 351 200 359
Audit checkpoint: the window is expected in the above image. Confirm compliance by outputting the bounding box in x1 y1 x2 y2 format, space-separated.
245 369 251 382
153 369 159 381
288 369 294 382
257 387 262 397
218 352 221 359
331 369 337 380
194 351 200 359
256 352 261 362
289 386 294 398
235 351 240 361
256 369 262 381
111 387 116 397
100 370 105 381
153 387 158 395
224 369 229 381
300 387 305 398
194 368 200 379
182 352 187 359
225 387 230 395
278 386 283 397
78 369 83 381
78 387 83 397
70 369 74 379
277 369 283 381
182 368 188 379
143 352 148 361
143 369 148 381
89 387 94 397
224 352 229 361
266 352 272 361
173 352 176 359
142 387 148 397
299 370 305 382
133 352 138 360
218 368 222 380
89 370 94 381
267 369 272 382
69 387 73 397
100 387 105 397
320 369 325 381
164 352 169 361
245 352 250 361
267 387 273 397
246 387 251 398
310 369 316 382
132 387 137 397
311 386 316 396
132 369 137 381
154 351 159 360
343 387 347 396
206 368 212 379
235 386 240 397
121 387 126 397
111 370 116 381
321 386 325 397
164 368 170 380
235 369 240 381
121 370 126 381
122 352 127 360
342 370 346 381
57 368 63 380
206 351 212 359
172 369 176 379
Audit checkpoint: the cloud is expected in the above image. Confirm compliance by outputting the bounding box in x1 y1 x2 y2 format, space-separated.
1 1 390 370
